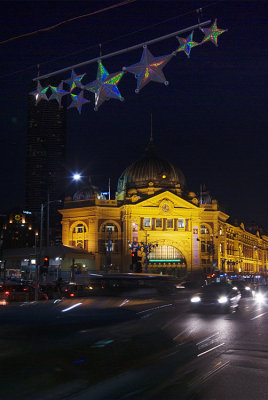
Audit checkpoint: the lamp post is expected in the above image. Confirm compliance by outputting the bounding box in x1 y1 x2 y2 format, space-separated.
34 232 39 301
128 232 158 273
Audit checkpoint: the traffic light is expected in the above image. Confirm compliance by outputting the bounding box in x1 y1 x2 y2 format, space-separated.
43 256 49 267
131 251 138 264
41 256 49 274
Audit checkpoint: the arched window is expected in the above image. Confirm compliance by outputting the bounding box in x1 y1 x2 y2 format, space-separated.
101 223 118 233
71 222 88 250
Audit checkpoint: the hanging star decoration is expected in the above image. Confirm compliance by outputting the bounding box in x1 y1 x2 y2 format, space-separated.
64 69 86 92
84 61 124 111
30 81 49 105
176 31 199 57
124 45 173 93
49 82 69 105
200 19 227 47
67 91 89 114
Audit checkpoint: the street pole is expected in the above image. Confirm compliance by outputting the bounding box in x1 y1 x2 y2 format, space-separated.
47 191 50 247
34 232 39 301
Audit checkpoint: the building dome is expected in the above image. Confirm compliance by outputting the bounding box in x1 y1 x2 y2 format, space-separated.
73 178 104 201
117 140 185 198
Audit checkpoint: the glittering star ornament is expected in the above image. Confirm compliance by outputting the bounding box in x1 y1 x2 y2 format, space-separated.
84 61 124 111
67 91 89 114
49 82 69 105
30 81 49 105
64 69 85 92
176 31 199 57
200 19 227 47
124 46 173 93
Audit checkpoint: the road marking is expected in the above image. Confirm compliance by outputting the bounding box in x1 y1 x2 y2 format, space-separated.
119 299 129 307
61 302 82 312
250 311 268 320
137 303 173 314
197 342 225 357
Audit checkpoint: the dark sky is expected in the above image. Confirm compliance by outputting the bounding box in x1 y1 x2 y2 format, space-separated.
1 1 267 229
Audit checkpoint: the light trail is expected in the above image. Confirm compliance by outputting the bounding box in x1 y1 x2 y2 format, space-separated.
61 303 82 312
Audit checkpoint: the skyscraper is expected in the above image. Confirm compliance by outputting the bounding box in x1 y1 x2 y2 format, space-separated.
25 83 66 245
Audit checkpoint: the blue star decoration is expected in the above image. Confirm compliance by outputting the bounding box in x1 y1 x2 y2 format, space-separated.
30 81 49 105
67 91 89 114
200 19 227 47
123 46 173 93
176 31 199 57
64 70 86 92
49 82 69 105
84 61 124 111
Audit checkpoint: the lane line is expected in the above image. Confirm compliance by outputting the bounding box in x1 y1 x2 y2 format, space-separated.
197 342 225 357
250 311 268 320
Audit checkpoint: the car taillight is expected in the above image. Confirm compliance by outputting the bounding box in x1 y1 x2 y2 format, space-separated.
23 288 28 291
4 291 10 295
70 293 75 297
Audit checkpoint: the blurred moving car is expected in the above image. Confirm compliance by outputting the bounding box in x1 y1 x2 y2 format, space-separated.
254 285 268 304
0 284 48 305
190 282 241 313
231 280 253 297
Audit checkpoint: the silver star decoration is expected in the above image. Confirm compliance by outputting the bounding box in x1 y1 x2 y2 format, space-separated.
30 81 49 105
67 91 89 114
84 61 124 111
49 82 69 105
64 69 86 92
123 46 173 93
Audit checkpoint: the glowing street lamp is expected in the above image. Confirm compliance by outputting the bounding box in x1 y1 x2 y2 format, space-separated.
72 173 82 181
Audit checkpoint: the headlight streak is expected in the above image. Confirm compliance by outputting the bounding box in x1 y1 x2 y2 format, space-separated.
255 293 265 303
191 296 201 303
61 302 82 312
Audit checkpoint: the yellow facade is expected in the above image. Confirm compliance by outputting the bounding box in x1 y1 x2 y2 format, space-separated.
60 191 268 277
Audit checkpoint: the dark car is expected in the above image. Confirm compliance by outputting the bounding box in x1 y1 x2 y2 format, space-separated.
254 285 268 305
0 284 48 305
62 283 94 298
231 280 253 297
190 282 241 313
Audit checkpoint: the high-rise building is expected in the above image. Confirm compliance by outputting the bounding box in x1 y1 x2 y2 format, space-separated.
25 84 66 245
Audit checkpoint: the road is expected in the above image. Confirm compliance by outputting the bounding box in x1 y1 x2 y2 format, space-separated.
0 290 268 399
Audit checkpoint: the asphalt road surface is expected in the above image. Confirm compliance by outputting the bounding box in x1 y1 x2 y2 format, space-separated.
1 290 268 400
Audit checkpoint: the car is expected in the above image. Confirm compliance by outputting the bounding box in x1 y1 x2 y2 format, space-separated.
190 282 241 313
0 284 48 305
62 283 94 298
231 280 253 297
254 285 268 305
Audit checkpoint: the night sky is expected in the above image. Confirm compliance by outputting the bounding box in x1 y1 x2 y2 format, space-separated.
1 1 267 229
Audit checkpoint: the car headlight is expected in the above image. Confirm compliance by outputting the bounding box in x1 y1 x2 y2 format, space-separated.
245 286 251 291
218 296 228 304
191 296 201 303
255 293 265 303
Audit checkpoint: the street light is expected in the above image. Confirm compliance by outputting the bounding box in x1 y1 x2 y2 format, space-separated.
128 232 158 273
72 173 82 181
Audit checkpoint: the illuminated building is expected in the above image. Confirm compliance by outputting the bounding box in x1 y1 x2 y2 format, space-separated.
59 140 268 277
25 82 66 244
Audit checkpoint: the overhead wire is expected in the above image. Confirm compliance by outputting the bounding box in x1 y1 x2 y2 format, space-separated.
0 0 222 80
0 0 138 45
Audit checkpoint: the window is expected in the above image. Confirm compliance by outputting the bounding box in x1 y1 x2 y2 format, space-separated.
167 219 173 228
178 219 184 228
155 218 162 228
77 224 84 233
144 218 151 228
201 225 209 234
101 223 118 232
